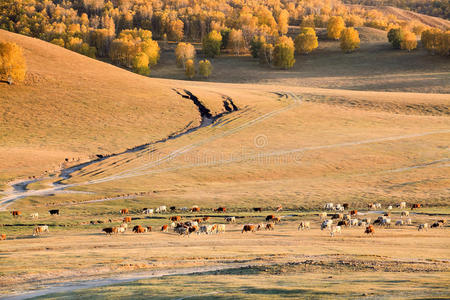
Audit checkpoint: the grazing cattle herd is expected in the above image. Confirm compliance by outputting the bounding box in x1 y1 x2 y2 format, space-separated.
0 202 447 241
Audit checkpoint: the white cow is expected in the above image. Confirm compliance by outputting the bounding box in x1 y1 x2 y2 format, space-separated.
321 220 333 230
401 211 409 218
324 203 334 211
387 205 393 210
418 223 428 231
381 218 391 227
406 218 412 225
155 206 167 213
143 209 154 214
225 217 236 223
30 212 39 219
399 202 407 209
330 226 341 237
350 219 358 227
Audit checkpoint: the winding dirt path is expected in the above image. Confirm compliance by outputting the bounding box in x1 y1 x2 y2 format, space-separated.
0 91 300 209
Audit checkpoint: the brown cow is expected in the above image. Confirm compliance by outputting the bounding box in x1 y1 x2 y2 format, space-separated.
365 225 375 235
193 218 203 223
411 204 422 210
265 215 275 222
189 225 198 234
343 203 349 210
161 224 169 232
202 216 210 222
266 223 275 230
276 205 283 212
102 227 118 235
242 224 256 233
123 216 132 223
170 216 181 222
350 210 357 216
11 210 21 218
0 234 6 240
147 226 152 232
191 206 200 212
120 209 129 215
215 207 226 213
384 212 391 217
337 220 349 227
253 207 262 212
133 225 147 233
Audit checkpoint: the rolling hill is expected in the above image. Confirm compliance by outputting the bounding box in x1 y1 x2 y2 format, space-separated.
1 29 449 209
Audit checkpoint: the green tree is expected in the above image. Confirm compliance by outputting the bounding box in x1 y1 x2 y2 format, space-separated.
259 42 274 65
250 35 266 58
220 28 231 50
327 16 345 40
50 38 65 47
294 27 319 54
132 52 150 75
340 27 360 53
0 42 27 84
185 59 195 79
387 28 403 49
273 36 295 69
202 30 222 58
198 59 212 78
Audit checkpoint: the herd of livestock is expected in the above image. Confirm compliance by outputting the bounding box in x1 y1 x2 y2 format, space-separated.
2 201 446 241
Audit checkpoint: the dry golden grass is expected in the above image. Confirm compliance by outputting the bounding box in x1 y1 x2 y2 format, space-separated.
0 29 199 188
0 28 449 299
0 214 448 296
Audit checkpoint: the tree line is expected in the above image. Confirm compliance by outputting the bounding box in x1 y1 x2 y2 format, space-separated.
0 0 448 81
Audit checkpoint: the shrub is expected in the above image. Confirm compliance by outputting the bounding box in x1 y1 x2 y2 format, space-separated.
340 27 360 53
185 59 195 79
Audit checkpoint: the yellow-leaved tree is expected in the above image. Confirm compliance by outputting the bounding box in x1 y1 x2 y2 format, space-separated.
185 59 195 79
175 42 196 68
294 27 319 54
340 27 360 53
400 31 417 51
327 16 345 40
0 42 27 84
132 52 150 75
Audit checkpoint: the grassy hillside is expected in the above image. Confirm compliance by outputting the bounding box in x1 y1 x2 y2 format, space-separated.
0 29 201 188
